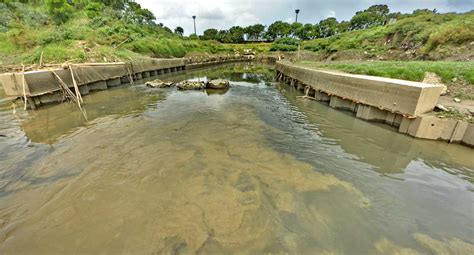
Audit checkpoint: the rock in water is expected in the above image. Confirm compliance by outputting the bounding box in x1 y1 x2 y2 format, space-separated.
176 80 206 90
146 79 174 88
206 79 230 89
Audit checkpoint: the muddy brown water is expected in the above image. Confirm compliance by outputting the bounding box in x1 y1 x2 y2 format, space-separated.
0 63 473 254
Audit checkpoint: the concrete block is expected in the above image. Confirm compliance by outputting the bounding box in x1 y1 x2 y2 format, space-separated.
276 61 443 116
329 96 358 112
385 112 403 127
121 76 130 84
462 124 474 147
356 105 387 122
150 70 158 76
399 115 468 142
88 81 108 91
134 73 143 80
106 78 121 87
157 69 164 75
39 92 63 104
142 71 150 78
79 85 89 95
314 91 330 102
297 82 304 91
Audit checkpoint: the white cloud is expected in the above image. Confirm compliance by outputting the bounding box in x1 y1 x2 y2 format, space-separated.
327 10 336 18
137 0 263 35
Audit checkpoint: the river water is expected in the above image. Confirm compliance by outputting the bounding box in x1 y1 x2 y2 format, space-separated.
0 63 473 254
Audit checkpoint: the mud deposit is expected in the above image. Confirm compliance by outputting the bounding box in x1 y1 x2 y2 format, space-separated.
0 63 473 254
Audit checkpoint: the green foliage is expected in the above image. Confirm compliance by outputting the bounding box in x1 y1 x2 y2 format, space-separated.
85 1 105 19
202 28 218 40
270 37 300 51
266 21 291 40
245 24 265 41
350 4 390 30
319 17 338 37
299 61 474 85
45 0 74 24
174 26 184 36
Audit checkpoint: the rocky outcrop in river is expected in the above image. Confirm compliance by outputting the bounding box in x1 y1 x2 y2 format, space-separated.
206 79 230 89
146 79 174 88
176 81 206 90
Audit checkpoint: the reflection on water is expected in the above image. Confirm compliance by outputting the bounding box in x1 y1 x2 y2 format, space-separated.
0 63 473 254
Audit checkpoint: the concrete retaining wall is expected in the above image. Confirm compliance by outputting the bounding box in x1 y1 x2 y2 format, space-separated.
276 61 442 117
0 58 187 108
276 61 473 147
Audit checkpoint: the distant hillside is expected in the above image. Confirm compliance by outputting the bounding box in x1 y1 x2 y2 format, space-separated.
301 11 474 61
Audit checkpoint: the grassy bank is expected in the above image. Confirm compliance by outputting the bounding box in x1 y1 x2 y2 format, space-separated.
301 12 474 61
297 61 474 99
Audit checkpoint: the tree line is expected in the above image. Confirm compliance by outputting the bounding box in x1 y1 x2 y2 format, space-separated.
192 5 438 43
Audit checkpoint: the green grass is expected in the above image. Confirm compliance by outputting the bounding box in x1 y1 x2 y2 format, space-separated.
436 109 473 123
302 12 474 59
298 61 474 84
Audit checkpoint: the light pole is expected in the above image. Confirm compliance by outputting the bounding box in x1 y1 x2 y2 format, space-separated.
192 15 196 35
295 9 300 23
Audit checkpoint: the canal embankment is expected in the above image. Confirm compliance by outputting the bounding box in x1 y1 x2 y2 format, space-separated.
0 56 253 109
276 61 474 147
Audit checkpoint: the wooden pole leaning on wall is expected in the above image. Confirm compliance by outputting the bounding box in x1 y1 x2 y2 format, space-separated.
21 64 28 110
51 70 88 121
68 64 83 104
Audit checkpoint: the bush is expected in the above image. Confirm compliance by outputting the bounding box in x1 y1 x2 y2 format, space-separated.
45 0 74 24
270 37 300 51
85 2 105 19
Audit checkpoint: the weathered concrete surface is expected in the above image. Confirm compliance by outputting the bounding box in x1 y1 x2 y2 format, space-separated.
276 61 443 117
106 78 121 87
462 124 474 147
398 114 472 145
329 96 358 112
0 58 186 97
88 81 108 91
277 61 472 147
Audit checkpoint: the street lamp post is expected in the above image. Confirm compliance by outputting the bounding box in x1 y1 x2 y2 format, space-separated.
192 15 197 35
295 9 300 23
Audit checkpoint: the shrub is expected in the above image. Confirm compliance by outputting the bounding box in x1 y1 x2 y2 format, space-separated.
270 37 300 51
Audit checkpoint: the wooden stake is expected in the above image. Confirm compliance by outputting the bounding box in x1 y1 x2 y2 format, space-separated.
39 51 44 68
52 70 88 121
21 64 28 110
68 64 83 103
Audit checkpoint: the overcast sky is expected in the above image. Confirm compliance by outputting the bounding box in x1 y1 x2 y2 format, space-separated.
136 0 473 35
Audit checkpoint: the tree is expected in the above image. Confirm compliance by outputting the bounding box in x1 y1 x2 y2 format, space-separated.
45 0 74 24
337 21 350 34
202 28 218 40
295 23 317 40
244 24 265 41
412 9 437 16
290 22 303 38
266 21 291 41
228 26 245 43
319 17 338 37
125 2 156 25
85 1 105 19
350 4 390 30
174 26 184 36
